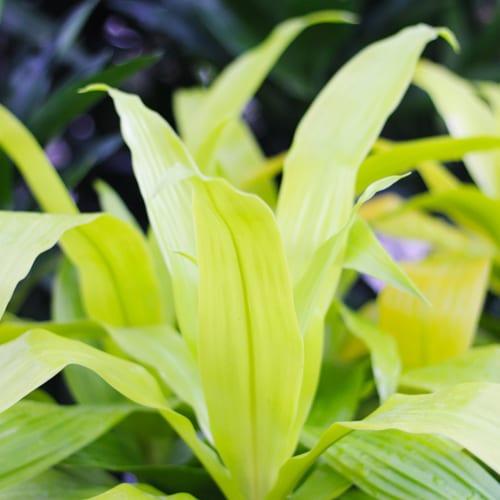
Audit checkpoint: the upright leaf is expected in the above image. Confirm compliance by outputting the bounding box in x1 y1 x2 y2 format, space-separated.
182 11 357 164
86 85 201 350
277 25 454 285
379 254 490 369
193 179 303 499
0 105 165 326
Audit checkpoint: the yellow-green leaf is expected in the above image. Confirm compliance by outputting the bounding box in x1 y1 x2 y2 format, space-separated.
378 254 491 369
414 60 500 197
182 11 357 163
0 211 96 319
193 179 303 499
356 135 500 194
277 25 453 284
401 345 500 391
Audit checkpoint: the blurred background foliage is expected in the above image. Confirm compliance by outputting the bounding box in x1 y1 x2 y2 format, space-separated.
1 0 499 319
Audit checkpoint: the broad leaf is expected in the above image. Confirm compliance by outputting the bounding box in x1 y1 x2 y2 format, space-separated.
0 467 114 500
379 254 490 369
401 345 500 391
0 211 96 318
0 329 236 498
322 430 500 500
0 105 165 326
0 401 131 489
414 60 500 197
193 179 303 499
85 85 201 350
271 382 500 499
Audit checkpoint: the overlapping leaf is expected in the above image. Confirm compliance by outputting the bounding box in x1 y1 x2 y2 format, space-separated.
414 60 500 197
0 105 164 326
379 253 490 368
193 179 303 499
0 401 131 489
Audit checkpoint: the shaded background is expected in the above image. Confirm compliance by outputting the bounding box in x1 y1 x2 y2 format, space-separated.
1 0 500 318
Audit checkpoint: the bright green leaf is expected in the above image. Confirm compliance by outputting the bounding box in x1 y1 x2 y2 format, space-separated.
344 216 424 300
183 11 357 163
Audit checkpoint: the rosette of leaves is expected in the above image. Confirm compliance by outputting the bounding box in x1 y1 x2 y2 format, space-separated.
0 11 499 500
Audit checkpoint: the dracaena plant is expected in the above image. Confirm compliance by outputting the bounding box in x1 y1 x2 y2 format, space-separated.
0 11 500 500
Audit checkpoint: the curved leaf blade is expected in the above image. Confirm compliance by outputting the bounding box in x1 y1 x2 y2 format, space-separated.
193 179 303 499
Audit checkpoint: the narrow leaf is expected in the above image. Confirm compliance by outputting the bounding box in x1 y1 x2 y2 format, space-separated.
414 60 500 197
356 135 500 194
344 216 424 300
277 25 453 284
184 11 357 161
339 305 400 402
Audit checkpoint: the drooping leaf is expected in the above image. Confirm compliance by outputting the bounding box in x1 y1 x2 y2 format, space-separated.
193 179 303 499
414 60 500 197
0 401 131 489
356 135 500 194
0 211 96 319
344 216 424 300
0 329 236 498
271 382 500 499
378 254 491 369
